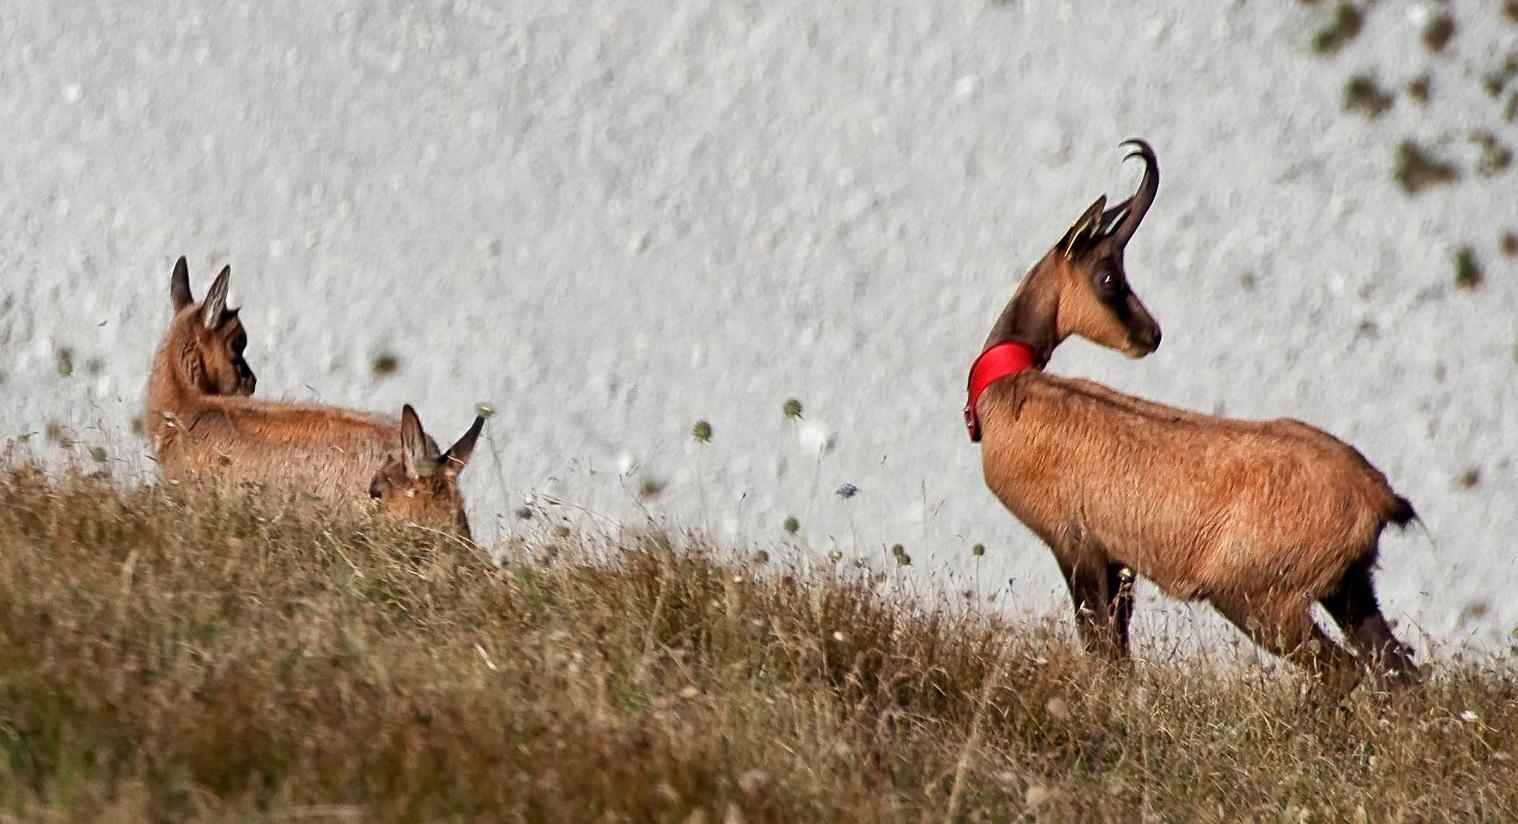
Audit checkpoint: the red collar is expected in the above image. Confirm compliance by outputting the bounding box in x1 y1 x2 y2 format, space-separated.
964 341 1038 442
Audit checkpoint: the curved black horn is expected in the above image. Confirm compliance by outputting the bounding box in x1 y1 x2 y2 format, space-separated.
1108 138 1159 248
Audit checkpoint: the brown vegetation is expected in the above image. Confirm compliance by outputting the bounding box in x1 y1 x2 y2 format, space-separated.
1454 246 1483 290
1344 75 1394 118
1394 141 1461 195
1310 3 1363 55
1421 15 1456 53
0 463 1515 820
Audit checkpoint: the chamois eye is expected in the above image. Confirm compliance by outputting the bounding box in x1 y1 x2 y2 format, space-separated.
1095 270 1122 294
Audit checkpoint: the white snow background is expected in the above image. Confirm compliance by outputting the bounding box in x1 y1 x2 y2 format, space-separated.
2 1 1515 657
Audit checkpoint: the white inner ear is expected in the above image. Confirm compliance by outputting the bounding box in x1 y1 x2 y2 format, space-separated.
1087 217 1107 242
200 268 231 328
400 419 429 480
200 292 227 328
1064 219 1094 258
401 444 421 480
1103 207 1130 236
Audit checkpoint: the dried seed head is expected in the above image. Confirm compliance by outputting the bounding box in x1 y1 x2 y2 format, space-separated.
1454 247 1482 290
371 352 400 377
738 769 770 796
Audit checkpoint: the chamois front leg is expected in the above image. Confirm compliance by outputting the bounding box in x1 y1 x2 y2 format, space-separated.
1053 544 1129 663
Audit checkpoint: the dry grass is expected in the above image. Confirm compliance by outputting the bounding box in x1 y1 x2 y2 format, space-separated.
2 461 1517 822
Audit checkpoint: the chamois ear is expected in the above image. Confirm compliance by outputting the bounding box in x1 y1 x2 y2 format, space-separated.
1099 200 1131 237
1060 195 1107 259
200 265 232 329
171 257 194 311
442 416 485 478
399 404 430 480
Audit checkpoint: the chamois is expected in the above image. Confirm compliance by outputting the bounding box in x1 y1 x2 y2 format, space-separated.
966 140 1419 689
144 258 481 537
368 405 484 542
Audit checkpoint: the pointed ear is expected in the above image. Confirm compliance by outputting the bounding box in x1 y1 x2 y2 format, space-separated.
171 257 194 311
1059 195 1107 259
442 416 485 477
1099 199 1132 237
400 404 429 480
200 265 231 328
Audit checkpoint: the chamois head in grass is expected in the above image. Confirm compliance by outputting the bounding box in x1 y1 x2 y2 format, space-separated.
369 404 484 541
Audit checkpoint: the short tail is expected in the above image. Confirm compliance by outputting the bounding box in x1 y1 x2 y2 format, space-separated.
1387 495 1418 528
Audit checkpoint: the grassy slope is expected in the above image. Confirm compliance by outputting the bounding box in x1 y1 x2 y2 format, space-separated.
1 463 1515 822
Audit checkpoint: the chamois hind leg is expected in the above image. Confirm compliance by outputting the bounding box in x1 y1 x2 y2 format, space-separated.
1319 556 1421 688
1054 552 1129 663
1212 595 1359 693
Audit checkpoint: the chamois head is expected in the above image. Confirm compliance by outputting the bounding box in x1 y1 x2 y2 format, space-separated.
369 405 484 541
989 140 1163 363
1049 140 1163 357
166 256 257 396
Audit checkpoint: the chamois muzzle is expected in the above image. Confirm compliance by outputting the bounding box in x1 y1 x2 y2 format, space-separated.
1124 295 1163 357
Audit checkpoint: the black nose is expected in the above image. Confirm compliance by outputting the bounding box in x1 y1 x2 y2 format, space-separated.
1150 328 1162 349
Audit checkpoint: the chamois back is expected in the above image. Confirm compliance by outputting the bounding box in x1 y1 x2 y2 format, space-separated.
979 373 1407 605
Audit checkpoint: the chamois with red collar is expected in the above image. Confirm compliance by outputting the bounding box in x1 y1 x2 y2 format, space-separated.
144 257 482 538
967 140 1419 689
